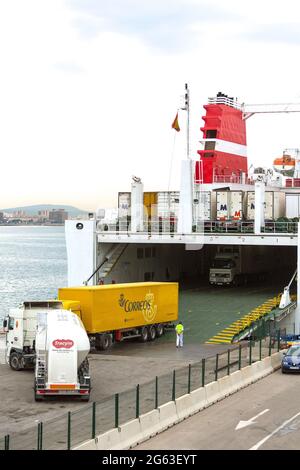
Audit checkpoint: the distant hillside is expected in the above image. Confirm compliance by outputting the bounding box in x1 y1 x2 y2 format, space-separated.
1 204 89 217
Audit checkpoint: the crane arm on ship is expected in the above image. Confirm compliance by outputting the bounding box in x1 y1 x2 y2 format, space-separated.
242 103 300 120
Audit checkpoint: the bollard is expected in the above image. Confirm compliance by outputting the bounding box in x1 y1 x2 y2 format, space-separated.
249 340 252 365
4 435 9 451
136 384 140 419
188 364 191 394
92 402 96 439
269 335 272 356
155 376 158 409
115 393 119 429
202 358 205 387
277 330 280 352
238 344 242 369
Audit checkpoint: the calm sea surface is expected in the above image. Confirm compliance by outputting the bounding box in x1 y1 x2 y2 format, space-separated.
0 226 67 321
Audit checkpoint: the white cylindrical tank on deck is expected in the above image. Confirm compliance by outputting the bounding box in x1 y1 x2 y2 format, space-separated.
131 179 144 232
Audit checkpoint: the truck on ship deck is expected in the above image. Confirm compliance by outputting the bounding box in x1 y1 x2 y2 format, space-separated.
209 246 267 286
58 282 178 351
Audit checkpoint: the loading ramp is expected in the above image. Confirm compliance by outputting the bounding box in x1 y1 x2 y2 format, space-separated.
206 295 296 344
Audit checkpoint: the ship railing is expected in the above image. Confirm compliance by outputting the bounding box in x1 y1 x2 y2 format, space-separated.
213 175 254 185
97 220 298 235
202 220 298 234
208 96 242 110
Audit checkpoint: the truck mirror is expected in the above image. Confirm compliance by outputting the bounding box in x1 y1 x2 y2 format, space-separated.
3 319 7 328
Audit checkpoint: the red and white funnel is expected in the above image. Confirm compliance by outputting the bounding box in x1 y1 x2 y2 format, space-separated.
195 92 248 184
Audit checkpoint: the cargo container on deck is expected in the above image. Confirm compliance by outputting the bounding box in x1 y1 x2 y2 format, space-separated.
285 193 300 218
216 191 244 221
246 191 285 220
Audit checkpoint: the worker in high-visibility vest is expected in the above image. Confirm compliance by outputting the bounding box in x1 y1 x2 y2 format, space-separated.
175 321 184 348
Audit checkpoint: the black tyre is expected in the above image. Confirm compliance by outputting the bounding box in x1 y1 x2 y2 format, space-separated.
9 352 21 371
34 394 44 402
95 334 112 351
156 324 164 337
148 325 156 341
81 396 90 402
139 326 148 342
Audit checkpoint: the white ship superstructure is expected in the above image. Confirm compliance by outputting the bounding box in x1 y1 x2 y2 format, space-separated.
65 87 300 333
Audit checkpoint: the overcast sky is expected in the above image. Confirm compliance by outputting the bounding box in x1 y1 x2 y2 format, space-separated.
1 0 300 210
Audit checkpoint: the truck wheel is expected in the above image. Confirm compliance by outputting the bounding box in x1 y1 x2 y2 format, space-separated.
148 325 156 341
34 393 44 402
156 324 164 337
9 352 21 371
81 396 90 402
139 326 148 342
95 334 112 351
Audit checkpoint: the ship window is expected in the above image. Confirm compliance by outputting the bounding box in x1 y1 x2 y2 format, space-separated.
206 129 217 138
145 247 152 258
204 141 216 151
137 248 143 259
144 272 154 281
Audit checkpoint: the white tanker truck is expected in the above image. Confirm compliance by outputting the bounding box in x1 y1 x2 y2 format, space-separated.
3 301 91 401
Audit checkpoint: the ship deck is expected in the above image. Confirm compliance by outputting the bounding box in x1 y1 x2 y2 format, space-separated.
98 231 298 246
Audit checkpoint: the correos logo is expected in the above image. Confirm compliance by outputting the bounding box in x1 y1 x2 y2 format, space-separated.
119 292 157 323
52 339 74 349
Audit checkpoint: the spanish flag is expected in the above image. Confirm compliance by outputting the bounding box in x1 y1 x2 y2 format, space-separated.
171 112 180 132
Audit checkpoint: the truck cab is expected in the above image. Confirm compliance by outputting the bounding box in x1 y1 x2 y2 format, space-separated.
3 305 37 370
209 253 239 286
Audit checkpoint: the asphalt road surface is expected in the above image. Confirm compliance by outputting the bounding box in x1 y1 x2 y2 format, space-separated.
0 340 233 437
136 370 300 450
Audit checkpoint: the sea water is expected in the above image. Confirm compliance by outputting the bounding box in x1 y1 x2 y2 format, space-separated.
0 226 67 322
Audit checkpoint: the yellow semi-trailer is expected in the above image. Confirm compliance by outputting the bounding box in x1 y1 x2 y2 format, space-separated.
58 282 178 351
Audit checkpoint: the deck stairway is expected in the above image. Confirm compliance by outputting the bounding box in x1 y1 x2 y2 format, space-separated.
206 294 294 344
98 244 128 280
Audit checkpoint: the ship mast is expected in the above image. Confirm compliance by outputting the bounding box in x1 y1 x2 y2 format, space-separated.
177 83 194 234
184 83 190 160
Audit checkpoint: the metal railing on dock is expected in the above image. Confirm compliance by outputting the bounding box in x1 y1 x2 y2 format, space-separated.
0 332 285 451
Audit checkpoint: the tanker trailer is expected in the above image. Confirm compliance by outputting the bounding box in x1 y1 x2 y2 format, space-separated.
34 308 91 401
2 301 91 401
